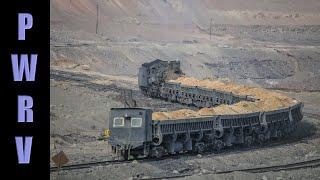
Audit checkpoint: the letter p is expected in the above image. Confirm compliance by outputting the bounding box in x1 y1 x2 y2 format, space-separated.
18 13 33 40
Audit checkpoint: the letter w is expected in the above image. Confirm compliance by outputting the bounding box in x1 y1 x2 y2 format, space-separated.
11 54 38 81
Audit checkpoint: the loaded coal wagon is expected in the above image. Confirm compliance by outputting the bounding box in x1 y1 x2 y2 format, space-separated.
107 102 302 159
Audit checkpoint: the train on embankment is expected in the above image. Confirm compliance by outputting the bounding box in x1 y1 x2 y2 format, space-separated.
106 59 303 159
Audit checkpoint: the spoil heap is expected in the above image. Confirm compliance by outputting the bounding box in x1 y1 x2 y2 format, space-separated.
152 77 297 120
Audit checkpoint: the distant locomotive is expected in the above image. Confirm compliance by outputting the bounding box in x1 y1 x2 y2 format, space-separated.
138 59 254 108
107 59 303 159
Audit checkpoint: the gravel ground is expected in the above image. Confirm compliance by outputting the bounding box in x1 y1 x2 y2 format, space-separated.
50 68 320 180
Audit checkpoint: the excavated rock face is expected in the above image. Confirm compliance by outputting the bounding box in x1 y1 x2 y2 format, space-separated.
152 76 298 120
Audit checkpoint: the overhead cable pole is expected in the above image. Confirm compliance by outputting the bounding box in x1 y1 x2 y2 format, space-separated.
96 0 99 34
209 18 213 40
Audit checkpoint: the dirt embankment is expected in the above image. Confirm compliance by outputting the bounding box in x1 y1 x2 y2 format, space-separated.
152 77 298 120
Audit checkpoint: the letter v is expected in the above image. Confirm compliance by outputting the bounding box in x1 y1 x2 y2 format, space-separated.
15 136 33 164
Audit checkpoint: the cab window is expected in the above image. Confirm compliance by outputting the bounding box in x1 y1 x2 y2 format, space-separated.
113 117 124 127
131 118 142 127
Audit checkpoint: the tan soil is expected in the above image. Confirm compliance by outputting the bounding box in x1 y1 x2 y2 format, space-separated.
152 77 298 120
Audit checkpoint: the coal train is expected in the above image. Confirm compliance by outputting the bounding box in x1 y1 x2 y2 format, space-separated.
138 59 255 108
107 60 303 159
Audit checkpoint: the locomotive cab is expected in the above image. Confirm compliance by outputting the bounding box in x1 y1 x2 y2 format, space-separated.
108 108 152 159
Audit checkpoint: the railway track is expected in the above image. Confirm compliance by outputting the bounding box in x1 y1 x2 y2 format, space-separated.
50 134 314 173
141 158 320 180
50 117 317 173
304 112 320 119
50 159 131 172
50 155 176 172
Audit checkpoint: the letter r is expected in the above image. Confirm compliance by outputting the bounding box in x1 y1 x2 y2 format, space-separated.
18 95 33 123
18 13 33 40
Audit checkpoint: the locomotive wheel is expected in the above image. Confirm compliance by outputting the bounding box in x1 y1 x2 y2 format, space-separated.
151 147 164 158
254 125 268 135
257 133 266 145
234 128 242 137
194 142 205 154
244 136 253 147
214 140 224 153
153 150 163 158
244 127 253 136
